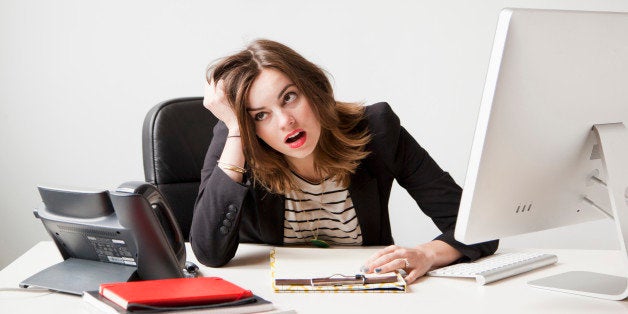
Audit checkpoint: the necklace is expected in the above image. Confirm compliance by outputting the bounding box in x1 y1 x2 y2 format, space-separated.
309 183 330 248
296 178 330 248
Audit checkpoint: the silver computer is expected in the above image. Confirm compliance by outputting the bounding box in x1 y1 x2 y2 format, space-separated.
454 8 628 300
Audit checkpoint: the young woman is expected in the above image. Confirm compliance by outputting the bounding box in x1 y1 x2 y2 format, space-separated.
190 39 497 284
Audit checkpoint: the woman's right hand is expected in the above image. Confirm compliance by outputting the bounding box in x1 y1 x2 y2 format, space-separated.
203 79 239 132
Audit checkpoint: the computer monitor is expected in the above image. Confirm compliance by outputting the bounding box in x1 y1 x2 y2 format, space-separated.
454 8 628 300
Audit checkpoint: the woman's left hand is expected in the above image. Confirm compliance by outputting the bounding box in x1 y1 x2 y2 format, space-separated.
362 241 463 284
361 245 435 284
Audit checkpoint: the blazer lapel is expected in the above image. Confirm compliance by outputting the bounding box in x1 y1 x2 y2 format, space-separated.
349 165 381 245
255 189 285 245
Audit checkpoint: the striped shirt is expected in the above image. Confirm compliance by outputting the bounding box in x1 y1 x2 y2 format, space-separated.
283 173 363 245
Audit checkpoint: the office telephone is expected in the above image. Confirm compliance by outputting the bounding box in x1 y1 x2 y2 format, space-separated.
20 181 195 295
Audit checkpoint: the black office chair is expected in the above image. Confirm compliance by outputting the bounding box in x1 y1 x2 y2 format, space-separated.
142 97 218 240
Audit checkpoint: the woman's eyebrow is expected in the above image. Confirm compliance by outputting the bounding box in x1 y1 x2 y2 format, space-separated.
246 106 264 112
277 83 295 99
247 83 296 112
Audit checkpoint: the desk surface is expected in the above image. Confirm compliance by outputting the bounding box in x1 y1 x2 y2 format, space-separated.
1 242 627 313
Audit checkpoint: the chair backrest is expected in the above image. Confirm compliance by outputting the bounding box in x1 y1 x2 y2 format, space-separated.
142 97 218 240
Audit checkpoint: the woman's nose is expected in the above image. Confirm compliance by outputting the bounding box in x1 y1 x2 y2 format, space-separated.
277 109 295 128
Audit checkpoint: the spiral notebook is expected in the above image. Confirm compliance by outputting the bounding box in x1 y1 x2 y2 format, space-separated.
270 247 406 293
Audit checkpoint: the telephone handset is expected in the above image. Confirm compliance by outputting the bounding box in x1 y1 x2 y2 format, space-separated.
114 181 186 272
21 181 194 295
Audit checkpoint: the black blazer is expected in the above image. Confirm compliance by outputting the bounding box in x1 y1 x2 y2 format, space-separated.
190 102 498 267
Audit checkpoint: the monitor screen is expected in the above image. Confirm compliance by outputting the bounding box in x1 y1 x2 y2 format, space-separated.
454 8 628 244
453 8 628 300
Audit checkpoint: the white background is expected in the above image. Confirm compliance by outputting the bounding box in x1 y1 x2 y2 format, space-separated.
1 0 627 269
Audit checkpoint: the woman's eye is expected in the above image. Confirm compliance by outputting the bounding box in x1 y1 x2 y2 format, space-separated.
254 112 268 121
283 92 297 103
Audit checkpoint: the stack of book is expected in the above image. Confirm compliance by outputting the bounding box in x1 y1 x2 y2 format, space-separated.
82 276 276 313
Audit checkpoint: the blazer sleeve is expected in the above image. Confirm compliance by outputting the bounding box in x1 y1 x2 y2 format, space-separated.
369 102 498 261
189 121 249 267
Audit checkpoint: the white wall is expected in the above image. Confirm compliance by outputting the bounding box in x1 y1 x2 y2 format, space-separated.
2 0 627 269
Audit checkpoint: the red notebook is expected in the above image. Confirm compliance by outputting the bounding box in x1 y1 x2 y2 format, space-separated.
99 277 253 310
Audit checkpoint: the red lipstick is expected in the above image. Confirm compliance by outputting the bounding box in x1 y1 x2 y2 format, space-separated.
285 129 307 149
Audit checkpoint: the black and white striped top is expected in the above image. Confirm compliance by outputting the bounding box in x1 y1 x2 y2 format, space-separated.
283 173 363 245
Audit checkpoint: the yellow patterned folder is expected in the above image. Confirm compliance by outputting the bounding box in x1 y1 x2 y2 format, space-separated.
270 247 406 293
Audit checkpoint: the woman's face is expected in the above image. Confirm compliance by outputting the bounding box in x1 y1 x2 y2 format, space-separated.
246 68 321 166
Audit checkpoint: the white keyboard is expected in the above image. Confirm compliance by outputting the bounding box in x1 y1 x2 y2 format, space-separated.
427 252 558 285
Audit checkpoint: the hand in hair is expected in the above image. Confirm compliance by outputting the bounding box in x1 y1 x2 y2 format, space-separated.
203 79 239 133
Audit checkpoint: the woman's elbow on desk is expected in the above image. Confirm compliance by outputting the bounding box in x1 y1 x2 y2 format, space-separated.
189 235 237 268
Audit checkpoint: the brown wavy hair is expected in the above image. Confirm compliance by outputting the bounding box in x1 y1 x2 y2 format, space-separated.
206 39 371 193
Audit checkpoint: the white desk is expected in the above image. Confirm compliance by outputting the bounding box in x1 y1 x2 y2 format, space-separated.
1 242 627 313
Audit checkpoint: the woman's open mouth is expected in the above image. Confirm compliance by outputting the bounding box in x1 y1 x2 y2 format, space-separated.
285 130 307 149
